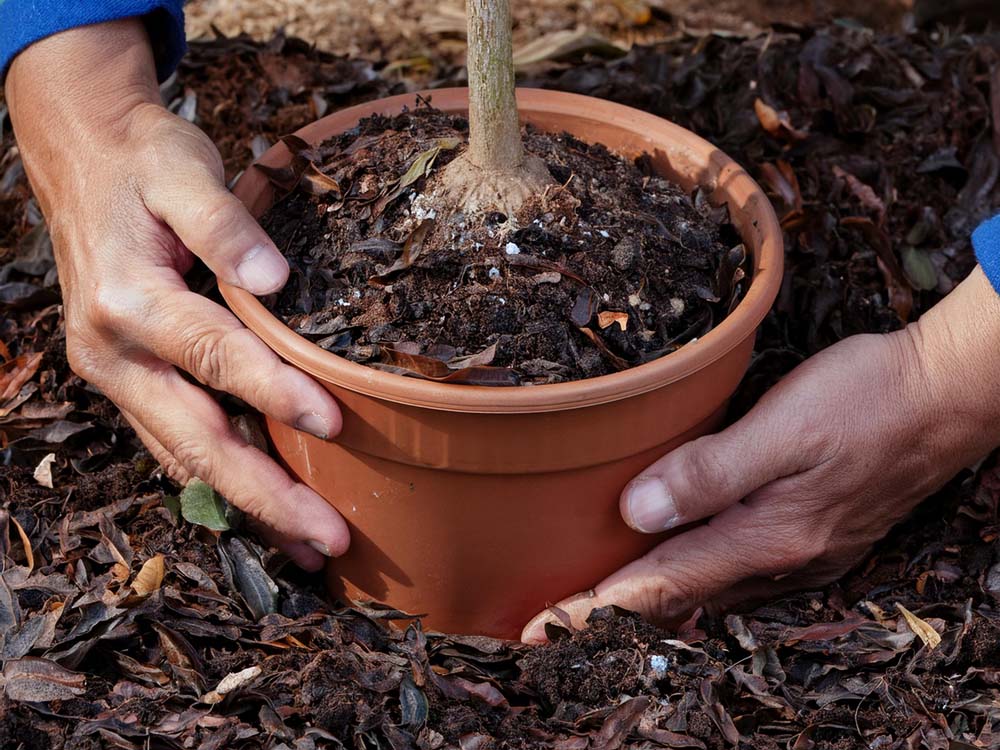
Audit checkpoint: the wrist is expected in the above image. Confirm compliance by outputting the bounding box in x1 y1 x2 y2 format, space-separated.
6 19 160 176
6 19 162 219
901 266 1000 451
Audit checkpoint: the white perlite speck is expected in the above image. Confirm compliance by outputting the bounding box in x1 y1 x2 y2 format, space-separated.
505 242 521 255
649 655 670 679
488 267 501 279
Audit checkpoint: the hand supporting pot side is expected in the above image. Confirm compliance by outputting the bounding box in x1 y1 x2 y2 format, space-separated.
523 266 1000 643
6 20 351 570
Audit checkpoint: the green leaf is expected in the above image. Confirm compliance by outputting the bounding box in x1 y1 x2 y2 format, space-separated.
902 247 938 291
179 479 230 531
162 495 181 521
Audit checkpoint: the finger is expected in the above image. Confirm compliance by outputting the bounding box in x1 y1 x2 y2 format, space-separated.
114 358 350 557
619 396 823 534
522 496 822 644
123 408 326 572
117 284 340 440
142 144 288 295
247 519 327 573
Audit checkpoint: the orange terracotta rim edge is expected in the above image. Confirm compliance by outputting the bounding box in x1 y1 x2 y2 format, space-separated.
220 88 783 415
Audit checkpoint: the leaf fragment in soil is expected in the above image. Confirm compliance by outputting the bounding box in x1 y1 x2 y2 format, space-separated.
598 311 629 331
570 288 599 327
179 479 230 531
374 344 520 386
374 137 460 214
370 219 435 283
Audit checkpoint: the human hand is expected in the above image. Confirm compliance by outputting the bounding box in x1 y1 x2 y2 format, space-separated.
6 20 349 570
523 267 1000 642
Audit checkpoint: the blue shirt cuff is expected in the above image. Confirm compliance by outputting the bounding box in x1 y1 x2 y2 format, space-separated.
973 214 1000 296
0 1 186 83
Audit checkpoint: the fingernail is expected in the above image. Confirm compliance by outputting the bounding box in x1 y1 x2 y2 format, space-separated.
624 476 678 533
296 412 332 440
307 540 332 557
235 244 288 295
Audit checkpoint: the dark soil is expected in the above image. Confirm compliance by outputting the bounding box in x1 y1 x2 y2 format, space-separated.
2 19 1000 750
261 106 744 385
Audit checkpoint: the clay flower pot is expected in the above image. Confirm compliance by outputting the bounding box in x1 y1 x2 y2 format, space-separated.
220 89 783 639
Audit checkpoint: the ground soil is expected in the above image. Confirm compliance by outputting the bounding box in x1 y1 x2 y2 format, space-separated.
262 106 743 384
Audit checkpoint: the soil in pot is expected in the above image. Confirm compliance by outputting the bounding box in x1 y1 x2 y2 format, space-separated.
258 103 749 385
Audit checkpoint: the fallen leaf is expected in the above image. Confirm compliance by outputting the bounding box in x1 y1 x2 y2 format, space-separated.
896 603 942 650
131 555 166 596
513 29 627 69
370 219 436 284
302 163 342 197
179 479 230 531
901 247 938 291
33 453 55 489
202 665 262 704
1 352 42 402
9 515 34 573
754 98 808 141
3 657 86 702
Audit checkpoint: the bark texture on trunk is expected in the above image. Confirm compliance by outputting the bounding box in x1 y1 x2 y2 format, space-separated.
466 0 524 173
431 0 555 218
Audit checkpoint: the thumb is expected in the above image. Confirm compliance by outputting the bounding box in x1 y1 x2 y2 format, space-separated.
619 399 812 534
142 127 289 295
522 500 820 644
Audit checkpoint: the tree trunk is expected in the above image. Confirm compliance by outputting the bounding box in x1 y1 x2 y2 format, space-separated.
432 0 554 217
466 0 524 173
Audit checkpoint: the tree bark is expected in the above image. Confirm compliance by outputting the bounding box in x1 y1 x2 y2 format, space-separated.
465 0 524 173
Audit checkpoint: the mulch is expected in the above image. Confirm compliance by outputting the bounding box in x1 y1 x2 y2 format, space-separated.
0 20 999 749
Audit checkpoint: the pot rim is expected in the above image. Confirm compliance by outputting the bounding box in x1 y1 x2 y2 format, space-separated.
221 88 783 415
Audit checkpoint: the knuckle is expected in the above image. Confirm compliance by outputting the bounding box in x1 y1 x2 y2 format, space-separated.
185 328 230 387
169 439 214 485
89 280 147 335
190 196 240 242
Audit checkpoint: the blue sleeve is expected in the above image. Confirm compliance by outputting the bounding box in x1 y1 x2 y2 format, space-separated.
0 1 186 83
973 215 1000 295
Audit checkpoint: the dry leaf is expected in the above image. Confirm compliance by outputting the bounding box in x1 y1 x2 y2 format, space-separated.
33 452 56 489
10 515 34 573
131 554 166 596
202 665 262 704
754 98 808 141
1 352 43 402
598 311 629 331
896 603 942 650
513 28 626 69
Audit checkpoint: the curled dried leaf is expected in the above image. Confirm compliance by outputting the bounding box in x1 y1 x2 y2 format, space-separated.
597 311 629 331
131 554 166 597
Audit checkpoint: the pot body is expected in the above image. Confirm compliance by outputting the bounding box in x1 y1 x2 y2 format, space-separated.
222 89 783 639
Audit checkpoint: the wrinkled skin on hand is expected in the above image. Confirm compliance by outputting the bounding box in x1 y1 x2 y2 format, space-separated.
7 20 350 570
523 267 1000 642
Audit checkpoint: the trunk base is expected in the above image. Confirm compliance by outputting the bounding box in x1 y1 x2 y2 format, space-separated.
431 150 555 220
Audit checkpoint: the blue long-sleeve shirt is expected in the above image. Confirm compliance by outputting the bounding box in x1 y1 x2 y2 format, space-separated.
1 0 999 294
0 0 185 82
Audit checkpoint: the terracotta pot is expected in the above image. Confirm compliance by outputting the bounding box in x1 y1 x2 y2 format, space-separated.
220 88 783 639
